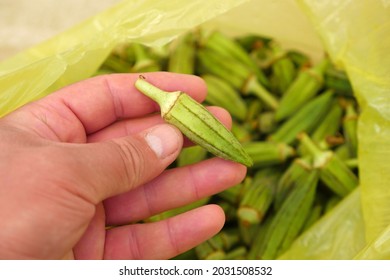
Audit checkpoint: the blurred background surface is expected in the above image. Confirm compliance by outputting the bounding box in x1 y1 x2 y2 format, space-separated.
0 0 122 60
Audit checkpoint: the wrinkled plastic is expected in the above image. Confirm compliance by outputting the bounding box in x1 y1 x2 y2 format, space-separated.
1 0 390 259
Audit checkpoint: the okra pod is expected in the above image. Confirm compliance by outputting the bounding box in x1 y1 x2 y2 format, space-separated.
238 220 259 246
298 132 358 197
298 100 343 156
334 143 352 161
269 89 334 145
197 48 279 110
201 30 269 87
243 141 295 168
245 98 263 130
275 58 329 121
177 145 208 167
218 176 252 205
274 157 312 210
197 48 249 90
168 32 196 74
247 216 273 260
242 75 280 110
203 74 248 121
135 76 253 167
260 169 320 259
238 168 281 225
130 43 161 72
102 54 132 73
270 42 296 94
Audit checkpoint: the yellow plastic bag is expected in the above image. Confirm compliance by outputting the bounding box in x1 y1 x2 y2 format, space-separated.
1 0 390 259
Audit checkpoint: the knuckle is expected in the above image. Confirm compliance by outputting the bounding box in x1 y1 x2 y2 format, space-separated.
111 138 146 189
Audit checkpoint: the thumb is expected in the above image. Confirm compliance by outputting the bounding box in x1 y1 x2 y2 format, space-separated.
74 124 183 202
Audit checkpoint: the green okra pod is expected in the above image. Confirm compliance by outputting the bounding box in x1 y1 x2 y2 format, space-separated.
203 74 248 121
275 58 329 121
260 169 320 259
312 100 343 143
245 98 263 130
297 100 343 156
334 143 352 160
247 216 273 260
102 54 132 73
270 42 297 94
218 176 252 205
135 75 253 167
238 168 281 226
197 49 279 110
274 157 312 210
269 89 334 145
239 220 259 246
298 132 358 197
243 141 295 168
201 30 270 87
168 32 196 74
177 145 208 167
130 43 161 73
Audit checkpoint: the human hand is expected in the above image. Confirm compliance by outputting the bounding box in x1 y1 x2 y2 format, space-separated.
0 72 246 259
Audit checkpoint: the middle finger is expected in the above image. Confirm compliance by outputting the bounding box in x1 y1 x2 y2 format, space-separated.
103 157 246 226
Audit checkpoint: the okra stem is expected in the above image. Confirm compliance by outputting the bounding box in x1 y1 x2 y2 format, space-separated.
297 133 323 159
244 75 279 110
135 75 181 115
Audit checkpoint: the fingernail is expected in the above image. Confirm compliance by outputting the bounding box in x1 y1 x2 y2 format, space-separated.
145 124 182 159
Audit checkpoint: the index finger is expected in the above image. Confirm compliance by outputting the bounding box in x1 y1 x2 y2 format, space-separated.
50 72 207 135
3 72 207 142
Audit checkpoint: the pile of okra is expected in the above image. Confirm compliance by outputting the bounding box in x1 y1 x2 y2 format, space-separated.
96 29 359 260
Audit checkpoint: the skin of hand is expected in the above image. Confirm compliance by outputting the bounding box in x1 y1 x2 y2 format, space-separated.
0 72 247 260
